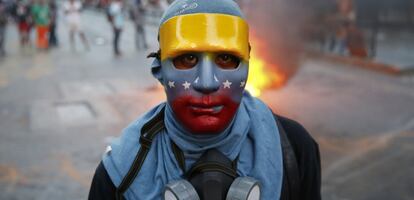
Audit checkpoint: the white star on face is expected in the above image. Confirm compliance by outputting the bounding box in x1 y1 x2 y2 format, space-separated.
168 81 175 88
223 80 232 89
194 77 199 84
240 81 246 87
214 75 219 82
182 81 191 90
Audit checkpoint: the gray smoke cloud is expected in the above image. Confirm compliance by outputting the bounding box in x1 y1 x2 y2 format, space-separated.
239 0 312 87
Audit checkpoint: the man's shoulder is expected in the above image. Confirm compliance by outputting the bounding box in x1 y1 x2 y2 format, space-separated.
275 114 318 147
106 105 166 156
102 104 166 173
273 114 319 168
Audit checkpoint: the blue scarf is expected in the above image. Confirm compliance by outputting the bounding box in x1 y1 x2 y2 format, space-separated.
103 92 283 199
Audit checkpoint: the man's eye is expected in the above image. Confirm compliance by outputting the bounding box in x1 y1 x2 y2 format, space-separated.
215 54 240 69
173 54 198 69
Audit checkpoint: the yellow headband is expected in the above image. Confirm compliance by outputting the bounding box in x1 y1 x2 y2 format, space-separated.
159 13 250 61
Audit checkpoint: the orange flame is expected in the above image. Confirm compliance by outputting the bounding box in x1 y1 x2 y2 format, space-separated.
246 39 285 97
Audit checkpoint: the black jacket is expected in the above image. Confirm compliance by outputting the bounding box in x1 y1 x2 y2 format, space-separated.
89 115 321 200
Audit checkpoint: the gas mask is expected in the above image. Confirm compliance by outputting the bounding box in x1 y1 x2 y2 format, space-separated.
163 149 261 200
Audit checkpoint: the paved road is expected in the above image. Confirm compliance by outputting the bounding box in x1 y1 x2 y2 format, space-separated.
261 58 414 199
0 9 413 200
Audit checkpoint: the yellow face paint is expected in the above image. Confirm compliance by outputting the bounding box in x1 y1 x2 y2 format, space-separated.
159 13 249 61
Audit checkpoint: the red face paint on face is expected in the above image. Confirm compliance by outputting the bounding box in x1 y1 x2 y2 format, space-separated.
171 95 239 134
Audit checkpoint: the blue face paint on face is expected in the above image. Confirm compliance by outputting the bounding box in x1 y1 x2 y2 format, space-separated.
160 53 248 134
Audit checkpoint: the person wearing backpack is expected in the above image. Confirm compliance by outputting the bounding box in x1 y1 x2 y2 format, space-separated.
89 0 321 199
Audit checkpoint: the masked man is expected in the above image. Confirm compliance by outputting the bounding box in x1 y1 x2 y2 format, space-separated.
89 0 321 199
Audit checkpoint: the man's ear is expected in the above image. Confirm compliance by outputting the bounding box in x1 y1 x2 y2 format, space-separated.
148 50 164 84
151 58 164 84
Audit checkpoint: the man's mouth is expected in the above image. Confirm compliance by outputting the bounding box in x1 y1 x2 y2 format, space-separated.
190 105 224 114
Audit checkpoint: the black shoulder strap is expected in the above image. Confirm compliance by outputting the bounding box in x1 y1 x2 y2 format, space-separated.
274 115 300 200
115 107 165 200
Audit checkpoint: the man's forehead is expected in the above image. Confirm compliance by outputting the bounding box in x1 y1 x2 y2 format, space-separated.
159 13 250 61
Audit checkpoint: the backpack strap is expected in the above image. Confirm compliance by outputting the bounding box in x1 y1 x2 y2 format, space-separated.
274 115 300 200
115 107 166 200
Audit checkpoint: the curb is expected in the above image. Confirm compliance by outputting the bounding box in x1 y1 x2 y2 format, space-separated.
305 51 413 76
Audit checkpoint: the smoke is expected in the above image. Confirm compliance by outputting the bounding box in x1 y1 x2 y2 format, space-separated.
240 0 312 87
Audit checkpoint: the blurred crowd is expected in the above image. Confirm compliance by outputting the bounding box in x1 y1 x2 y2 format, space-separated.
1 0 413 59
0 0 172 57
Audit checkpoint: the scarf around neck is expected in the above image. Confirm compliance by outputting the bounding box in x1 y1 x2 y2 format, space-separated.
103 92 283 199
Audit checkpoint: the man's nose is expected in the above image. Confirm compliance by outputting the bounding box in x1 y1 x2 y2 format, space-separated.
193 58 220 94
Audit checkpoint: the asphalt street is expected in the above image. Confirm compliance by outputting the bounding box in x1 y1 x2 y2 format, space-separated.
0 9 413 200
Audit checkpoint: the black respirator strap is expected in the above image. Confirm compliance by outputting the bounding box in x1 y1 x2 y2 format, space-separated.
171 144 240 177
187 162 238 178
115 107 166 200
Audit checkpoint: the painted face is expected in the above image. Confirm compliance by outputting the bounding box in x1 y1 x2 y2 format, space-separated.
157 13 249 134
161 52 248 134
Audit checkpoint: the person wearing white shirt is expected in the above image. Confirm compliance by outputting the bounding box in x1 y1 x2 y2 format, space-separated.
63 0 89 51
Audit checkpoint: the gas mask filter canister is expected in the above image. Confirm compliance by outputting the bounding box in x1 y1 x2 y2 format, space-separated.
163 149 261 200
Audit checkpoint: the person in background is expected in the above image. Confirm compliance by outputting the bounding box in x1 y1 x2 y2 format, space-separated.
339 0 367 58
63 0 90 51
108 0 124 56
11 0 33 49
48 0 58 47
129 0 148 50
0 0 8 56
31 0 50 50
328 0 356 55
